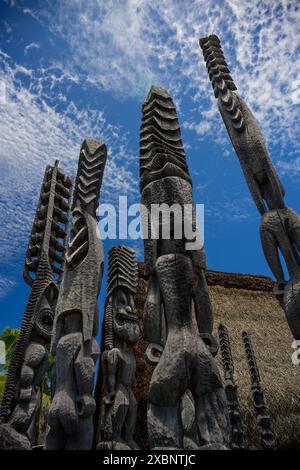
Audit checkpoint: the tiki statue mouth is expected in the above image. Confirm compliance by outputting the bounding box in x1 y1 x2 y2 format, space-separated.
116 311 139 325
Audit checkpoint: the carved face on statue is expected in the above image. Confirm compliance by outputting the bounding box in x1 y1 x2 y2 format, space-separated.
112 287 139 344
34 283 58 340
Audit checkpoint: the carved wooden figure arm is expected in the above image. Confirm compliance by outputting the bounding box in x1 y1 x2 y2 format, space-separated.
193 268 214 335
144 274 162 344
74 345 97 418
259 224 285 287
102 348 119 404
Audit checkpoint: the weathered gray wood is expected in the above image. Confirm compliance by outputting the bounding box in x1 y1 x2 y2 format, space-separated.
45 139 107 450
200 35 300 340
0 162 72 449
96 246 139 450
140 85 230 450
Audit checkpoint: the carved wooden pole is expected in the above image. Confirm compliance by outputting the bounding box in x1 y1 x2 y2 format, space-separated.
199 35 284 215
96 246 139 450
140 85 230 450
45 139 107 450
199 35 300 340
0 161 72 448
242 331 276 450
218 323 245 449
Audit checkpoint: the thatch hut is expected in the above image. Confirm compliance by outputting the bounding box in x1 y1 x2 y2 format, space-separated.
132 264 300 449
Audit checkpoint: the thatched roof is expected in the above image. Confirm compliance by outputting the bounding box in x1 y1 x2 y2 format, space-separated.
133 263 300 449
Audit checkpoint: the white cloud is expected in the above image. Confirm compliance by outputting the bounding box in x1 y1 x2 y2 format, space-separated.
290 79 300 105
277 157 300 177
183 120 212 137
0 276 16 299
32 0 300 166
24 42 40 55
1 0 300 281
205 194 257 222
0 51 139 271
42 0 157 97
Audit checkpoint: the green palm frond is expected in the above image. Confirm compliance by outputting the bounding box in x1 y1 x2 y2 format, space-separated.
0 373 7 401
0 327 20 401
0 326 53 407
0 327 20 373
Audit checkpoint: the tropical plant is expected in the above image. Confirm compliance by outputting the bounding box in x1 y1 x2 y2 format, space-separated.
0 326 53 445
0 326 20 401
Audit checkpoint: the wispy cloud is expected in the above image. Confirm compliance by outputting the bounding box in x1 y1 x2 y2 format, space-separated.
0 276 16 299
30 0 300 169
205 194 257 222
24 42 40 55
39 0 158 97
0 50 138 271
1 0 300 295
183 120 212 138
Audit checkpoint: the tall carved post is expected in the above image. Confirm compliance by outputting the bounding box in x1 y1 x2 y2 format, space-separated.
242 331 276 450
96 246 139 450
45 139 107 450
218 323 244 449
0 162 72 449
140 85 230 450
199 35 300 340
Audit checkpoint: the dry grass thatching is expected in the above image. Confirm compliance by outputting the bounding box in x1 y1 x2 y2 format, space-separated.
133 265 300 449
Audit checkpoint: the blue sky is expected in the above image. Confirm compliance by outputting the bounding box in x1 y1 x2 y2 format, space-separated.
0 0 300 331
